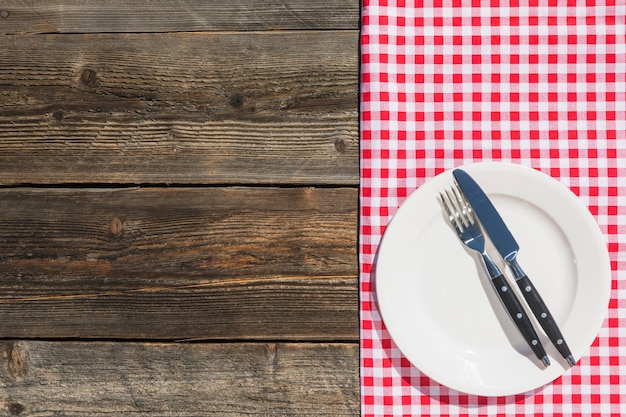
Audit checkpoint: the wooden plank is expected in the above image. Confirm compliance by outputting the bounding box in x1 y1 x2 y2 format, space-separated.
0 31 359 186
0 187 358 340
0 187 358 280
0 275 358 340
0 341 360 415
0 0 360 34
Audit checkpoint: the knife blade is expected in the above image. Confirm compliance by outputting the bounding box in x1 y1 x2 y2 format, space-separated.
453 168 576 367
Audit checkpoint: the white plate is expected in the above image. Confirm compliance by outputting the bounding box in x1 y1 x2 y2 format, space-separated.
376 162 611 396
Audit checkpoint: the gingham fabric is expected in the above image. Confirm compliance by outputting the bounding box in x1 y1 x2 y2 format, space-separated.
359 1 626 415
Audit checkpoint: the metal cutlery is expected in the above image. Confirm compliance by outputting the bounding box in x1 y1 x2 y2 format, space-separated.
453 168 575 367
440 185 551 368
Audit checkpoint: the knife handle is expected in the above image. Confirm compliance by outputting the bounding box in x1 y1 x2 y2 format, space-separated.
515 275 576 367
491 274 550 367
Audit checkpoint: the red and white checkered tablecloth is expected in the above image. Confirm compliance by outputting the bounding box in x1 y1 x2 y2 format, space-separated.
359 0 626 415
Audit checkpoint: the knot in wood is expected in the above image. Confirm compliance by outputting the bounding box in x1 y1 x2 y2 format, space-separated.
80 68 98 86
110 216 124 237
8 403 24 415
334 138 347 153
0 10 9 18
229 94 244 108
52 110 64 121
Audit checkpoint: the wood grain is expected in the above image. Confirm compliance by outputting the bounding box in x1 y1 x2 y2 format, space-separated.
0 275 358 340
0 0 359 34
0 341 359 415
0 187 357 340
1 1 362 411
0 31 358 185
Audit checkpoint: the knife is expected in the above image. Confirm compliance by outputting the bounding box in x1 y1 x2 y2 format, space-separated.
453 168 576 367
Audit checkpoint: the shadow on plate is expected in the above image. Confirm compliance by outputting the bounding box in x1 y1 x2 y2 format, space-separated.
366 237 550 405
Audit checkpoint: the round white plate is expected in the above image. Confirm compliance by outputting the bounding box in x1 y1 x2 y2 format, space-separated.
376 162 611 396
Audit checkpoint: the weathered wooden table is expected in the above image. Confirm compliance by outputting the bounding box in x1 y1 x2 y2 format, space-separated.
0 1 360 415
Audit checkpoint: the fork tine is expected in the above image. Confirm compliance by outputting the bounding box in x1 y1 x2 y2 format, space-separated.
441 188 467 231
439 191 457 228
444 188 467 229
451 184 473 227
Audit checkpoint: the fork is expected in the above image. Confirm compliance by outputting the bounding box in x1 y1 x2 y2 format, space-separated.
440 185 551 368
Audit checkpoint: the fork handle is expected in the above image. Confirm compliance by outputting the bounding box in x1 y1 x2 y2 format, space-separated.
515 275 576 367
491 274 550 367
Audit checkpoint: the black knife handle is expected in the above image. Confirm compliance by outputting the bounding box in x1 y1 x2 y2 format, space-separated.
491 274 549 366
515 275 576 366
